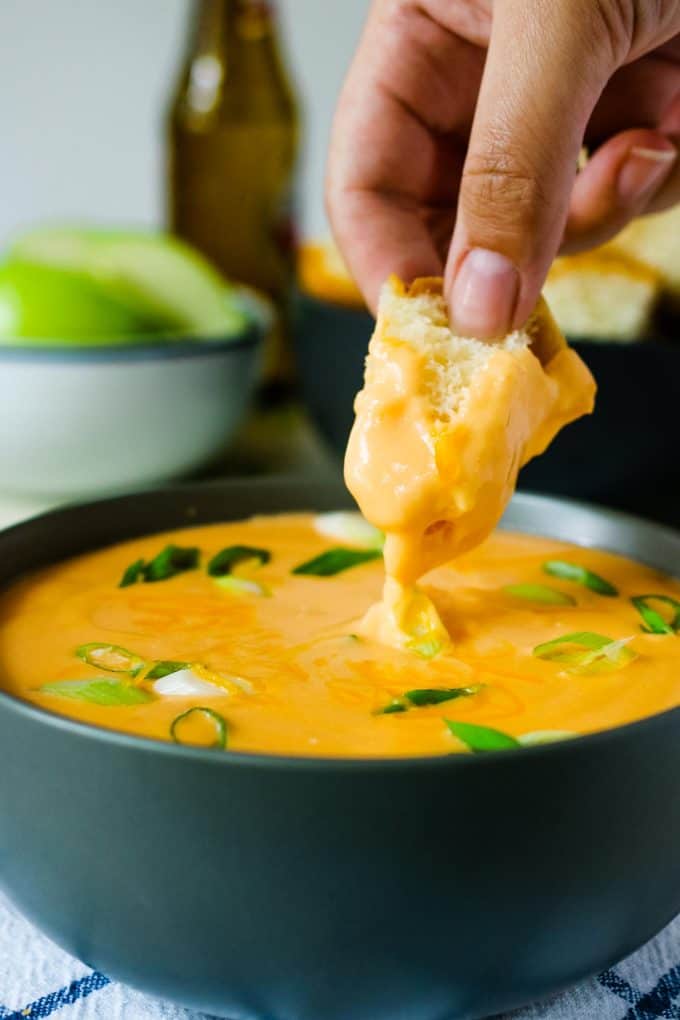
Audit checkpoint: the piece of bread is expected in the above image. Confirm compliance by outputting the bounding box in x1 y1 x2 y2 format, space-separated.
545 250 662 341
608 205 680 303
345 276 596 585
298 239 364 307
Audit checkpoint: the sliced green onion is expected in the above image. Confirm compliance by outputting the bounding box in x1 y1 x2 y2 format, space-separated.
119 558 146 588
118 546 200 587
214 575 270 597
376 685 481 715
375 699 408 716
145 660 190 681
543 560 618 596
406 685 481 707
503 583 576 606
534 630 610 659
40 678 154 706
445 719 519 753
207 545 270 578
533 631 636 674
631 594 680 635
144 545 200 583
292 547 382 577
314 512 384 550
518 730 576 746
75 642 146 677
152 668 227 697
408 638 444 659
170 707 228 749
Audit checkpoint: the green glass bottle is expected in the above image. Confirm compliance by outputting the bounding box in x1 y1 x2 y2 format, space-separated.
168 0 300 391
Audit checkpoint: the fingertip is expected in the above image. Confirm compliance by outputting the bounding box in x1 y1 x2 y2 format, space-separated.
447 248 520 339
565 130 677 251
617 142 676 204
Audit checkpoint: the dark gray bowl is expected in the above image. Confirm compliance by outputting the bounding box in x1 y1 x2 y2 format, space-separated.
0 478 679 1020
293 292 680 527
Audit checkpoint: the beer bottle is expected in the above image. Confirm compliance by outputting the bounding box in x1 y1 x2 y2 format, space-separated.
167 0 300 392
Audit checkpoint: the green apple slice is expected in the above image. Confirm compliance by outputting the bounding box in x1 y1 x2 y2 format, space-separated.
11 227 248 337
0 261 151 344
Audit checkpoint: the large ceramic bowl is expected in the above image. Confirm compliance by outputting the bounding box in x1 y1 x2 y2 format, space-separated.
0 478 679 1020
293 292 680 527
0 292 268 500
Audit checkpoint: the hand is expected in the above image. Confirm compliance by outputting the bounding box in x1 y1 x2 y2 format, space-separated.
326 0 680 337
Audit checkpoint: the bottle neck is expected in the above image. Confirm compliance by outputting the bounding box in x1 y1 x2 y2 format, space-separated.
179 0 291 119
189 0 277 56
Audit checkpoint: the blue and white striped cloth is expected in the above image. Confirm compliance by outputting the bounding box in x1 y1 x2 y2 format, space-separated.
0 891 678 1019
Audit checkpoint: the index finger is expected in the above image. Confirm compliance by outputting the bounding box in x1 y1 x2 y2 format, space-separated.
326 89 444 313
326 1 471 311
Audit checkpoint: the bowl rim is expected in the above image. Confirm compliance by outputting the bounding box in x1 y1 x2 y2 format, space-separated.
0 480 679 771
0 287 272 363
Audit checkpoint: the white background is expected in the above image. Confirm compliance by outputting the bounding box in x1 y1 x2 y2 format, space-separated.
0 0 368 244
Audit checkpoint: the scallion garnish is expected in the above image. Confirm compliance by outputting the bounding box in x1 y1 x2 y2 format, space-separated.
376 700 408 715
145 660 190 681
292 547 382 576
503 583 575 606
445 719 519 753
408 638 444 659
407 686 481 706
313 512 384 550
543 560 618 596
118 546 200 587
376 685 480 715
518 730 575 746
533 631 636 674
207 545 270 578
152 668 226 697
170 707 228 749
75 642 146 677
144 545 200 583
214 575 270 597
631 594 680 635
119 558 146 588
40 678 154 706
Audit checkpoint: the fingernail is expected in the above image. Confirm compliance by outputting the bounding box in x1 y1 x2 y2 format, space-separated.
618 144 677 203
450 248 520 338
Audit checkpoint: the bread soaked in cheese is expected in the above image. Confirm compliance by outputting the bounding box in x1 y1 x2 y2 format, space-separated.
345 276 595 651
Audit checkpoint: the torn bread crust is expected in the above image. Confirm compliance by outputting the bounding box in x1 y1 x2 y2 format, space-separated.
345 275 596 586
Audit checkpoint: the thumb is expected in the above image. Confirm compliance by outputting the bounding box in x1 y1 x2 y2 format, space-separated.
444 0 623 338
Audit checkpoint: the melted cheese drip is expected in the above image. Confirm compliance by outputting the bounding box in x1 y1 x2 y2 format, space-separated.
344 278 595 651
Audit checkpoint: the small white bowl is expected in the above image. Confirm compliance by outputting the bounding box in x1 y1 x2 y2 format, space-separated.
0 291 269 499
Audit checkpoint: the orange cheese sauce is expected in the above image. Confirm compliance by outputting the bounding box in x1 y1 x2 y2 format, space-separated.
0 513 679 757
